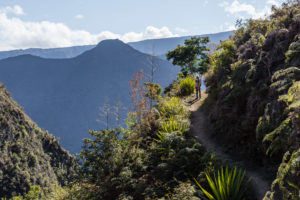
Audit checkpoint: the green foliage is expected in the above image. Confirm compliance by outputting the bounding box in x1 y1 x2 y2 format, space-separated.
178 76 196 96
204 0 300 161
5 184 79 200
280 81 300 110
166 36 210 75
263 150 300 200
70 78 211 199
157 97 189 119
269 1 300 31
202 1 300 198
79 129 122 186
212 40 237 72
42 184 70 200
285 39 300 66
77 128 154 199
59 2 300 199
263 118 292 156
259 81 300 157
163 80 180 96
205 40 237 94
195 166 250 200
270 67 300 95
0 83 78 199
144 82 162 101
3 185 43 200
159 118 190 134
166 182 201 200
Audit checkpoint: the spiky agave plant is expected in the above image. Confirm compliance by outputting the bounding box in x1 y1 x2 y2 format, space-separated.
194 166 250 200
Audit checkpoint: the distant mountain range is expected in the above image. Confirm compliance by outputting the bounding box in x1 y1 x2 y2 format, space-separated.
0 31 233 60
0 39 178 153
0 45 95 60
0 31 232 153
129 31 233 56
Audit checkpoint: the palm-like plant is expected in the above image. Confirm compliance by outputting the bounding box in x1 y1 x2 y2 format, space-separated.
194 166 250 200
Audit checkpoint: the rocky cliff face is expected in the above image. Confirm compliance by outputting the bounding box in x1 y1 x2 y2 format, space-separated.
0 83 77 198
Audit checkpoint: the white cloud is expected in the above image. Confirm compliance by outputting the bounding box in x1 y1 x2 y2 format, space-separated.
220 22 236 31
219 1 229 7
266 0 280 7
204 0 209 6
219 0 272 19
0 5 24 15
122 26 178 42
175 27 189 33
75 14 84 19
0 6 178 51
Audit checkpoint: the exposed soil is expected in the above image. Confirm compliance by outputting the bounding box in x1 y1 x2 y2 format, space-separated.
188 91 271 200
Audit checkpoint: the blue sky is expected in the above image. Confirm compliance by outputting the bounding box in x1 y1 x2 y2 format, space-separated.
0 0 284 50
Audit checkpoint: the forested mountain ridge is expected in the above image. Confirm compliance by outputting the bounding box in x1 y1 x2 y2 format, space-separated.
203 1 300 198
0 83 77 199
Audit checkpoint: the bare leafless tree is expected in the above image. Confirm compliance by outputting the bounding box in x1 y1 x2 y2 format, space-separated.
97 96 112 130
112 97 126 129
144 45 161 109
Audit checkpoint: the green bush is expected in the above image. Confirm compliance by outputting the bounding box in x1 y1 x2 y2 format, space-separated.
4 185 44 200
263 150 300 200
144 82 162 101
159 118 190 135
167 182 200 200
179 76 195 96
157 97 189 119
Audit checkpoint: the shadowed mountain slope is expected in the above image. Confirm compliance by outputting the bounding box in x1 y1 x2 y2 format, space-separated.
0 39 179 153
0 83 77 198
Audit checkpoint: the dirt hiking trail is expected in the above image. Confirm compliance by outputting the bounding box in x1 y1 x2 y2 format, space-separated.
188 91 271 200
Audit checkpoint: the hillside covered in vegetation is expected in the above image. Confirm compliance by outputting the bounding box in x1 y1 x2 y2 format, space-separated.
1 1 300 200
204 1 300 198
0 83 78 199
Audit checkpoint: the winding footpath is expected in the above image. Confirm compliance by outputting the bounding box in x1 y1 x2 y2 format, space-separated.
189 92 271 200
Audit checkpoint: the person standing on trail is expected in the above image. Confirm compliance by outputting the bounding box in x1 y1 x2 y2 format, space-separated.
195 76 201 99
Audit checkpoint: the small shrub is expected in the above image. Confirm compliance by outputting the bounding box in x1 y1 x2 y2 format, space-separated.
5 185 44 200
157 97 189 119
167 182 200 200
179 76 195 96
159 118 190 134
144 82 162 101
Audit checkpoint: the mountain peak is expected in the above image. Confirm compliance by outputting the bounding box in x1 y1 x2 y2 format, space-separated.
97 39 125 46
79 39 140 58
96 39 129 50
